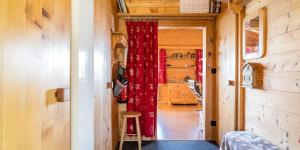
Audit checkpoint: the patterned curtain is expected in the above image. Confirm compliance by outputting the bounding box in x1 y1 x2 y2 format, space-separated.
196 49 203 83
126 20 158 137
158 48 167 83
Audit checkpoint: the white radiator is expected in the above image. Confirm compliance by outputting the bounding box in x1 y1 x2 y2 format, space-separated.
180 0 210 13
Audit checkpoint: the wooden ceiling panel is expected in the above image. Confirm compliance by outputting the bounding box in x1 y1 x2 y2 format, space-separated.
158 29 203 47
125 0 180 13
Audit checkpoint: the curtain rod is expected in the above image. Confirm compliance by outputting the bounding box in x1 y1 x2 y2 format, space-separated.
119 17 215 20
117 13 218 20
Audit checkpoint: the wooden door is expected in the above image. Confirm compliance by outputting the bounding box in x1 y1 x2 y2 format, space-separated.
216 8 237 143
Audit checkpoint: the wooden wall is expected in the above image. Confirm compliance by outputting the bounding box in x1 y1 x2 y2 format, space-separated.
0 0 71 149
94 0 114 149
216 5 238 143
125 0 179 14
244 0 300 149
158 29 203 48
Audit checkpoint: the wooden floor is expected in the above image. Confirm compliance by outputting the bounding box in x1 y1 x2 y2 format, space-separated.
157 103 203 140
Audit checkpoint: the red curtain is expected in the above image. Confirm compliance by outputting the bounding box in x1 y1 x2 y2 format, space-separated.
126 20 158 137
158 49 167 83
196 49 203 83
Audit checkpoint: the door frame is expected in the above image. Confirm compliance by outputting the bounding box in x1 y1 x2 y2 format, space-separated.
156 24 216 141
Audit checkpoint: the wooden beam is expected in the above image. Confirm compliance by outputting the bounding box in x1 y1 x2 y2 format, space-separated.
220 0 252 5
237 10 245 131
228 3 244 14
117 13 219 20
126 3 179 8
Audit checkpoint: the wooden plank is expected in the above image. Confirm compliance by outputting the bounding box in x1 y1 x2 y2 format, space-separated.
216 5 237 143
111 9 124 149
246 89 300 115
268 8 300 38
265 0 300 20
158 29 203 47
237 10 245 131
126 1 179 8
205 20 217 141
247 50 300 73
125 0 179 13
159 45 202 49
269 27 300 43
0 0 4 148
117 13 219 20
262 72 300 92
158 84 170 104
94 0 113 149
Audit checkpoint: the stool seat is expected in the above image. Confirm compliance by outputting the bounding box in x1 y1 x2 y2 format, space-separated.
122 111 141 117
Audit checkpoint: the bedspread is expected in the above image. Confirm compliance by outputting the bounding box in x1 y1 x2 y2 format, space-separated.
220 131 280 150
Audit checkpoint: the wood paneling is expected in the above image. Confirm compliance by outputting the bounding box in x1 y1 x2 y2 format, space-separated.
94 0 113 149
244 0 300 149
0 0 4 148
111 33 127 150
158 84 170 103
216 5 238 143
159 29 203 47
0 0 71 149
125 0 179 14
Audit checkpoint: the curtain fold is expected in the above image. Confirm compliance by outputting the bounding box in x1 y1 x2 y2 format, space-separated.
196 49 203 83
126 20 158 137
159 48 167 83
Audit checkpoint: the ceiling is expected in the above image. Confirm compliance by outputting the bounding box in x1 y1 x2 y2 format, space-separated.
125 0 180 13
123 0 252 14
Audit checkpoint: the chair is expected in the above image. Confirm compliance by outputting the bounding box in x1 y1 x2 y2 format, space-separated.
119 111 142 150
187 80 203 102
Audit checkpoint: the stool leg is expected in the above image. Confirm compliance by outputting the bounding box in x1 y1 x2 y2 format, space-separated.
135 117 142 150
119 117 127 150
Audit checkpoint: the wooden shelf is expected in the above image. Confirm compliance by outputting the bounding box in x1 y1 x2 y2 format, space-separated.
158 45 202 51
167 67 195 69
159 45 202 50
166 58 196 60
117 13 219 20
112 31 124 35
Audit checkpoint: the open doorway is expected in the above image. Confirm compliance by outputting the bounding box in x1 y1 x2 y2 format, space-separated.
157 27 206 140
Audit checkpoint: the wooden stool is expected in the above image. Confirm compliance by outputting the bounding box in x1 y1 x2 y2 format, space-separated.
119 111 142 150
